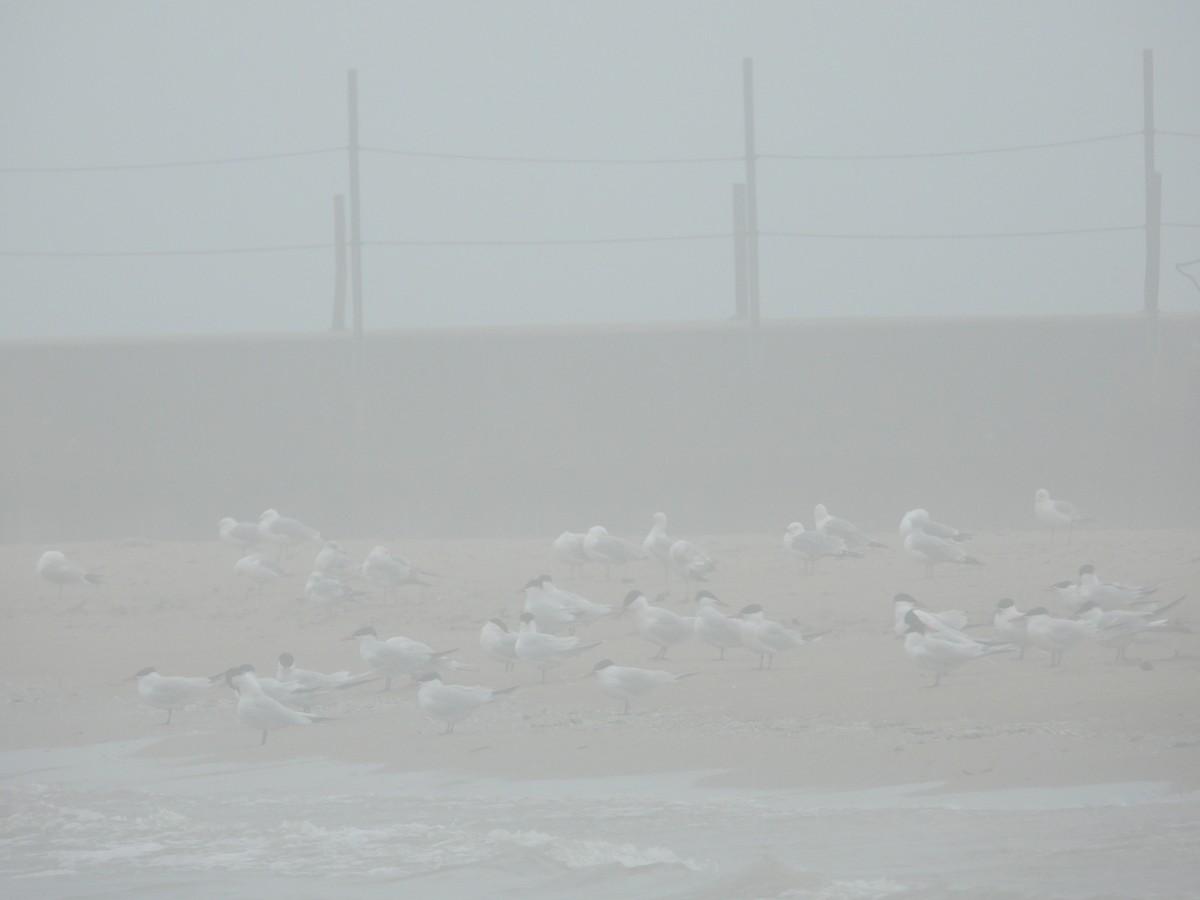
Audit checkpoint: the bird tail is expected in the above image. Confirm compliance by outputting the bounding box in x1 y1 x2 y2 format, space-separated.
867 540 888 549
433 650 475 672
962 556 986 566
568 640 602 657
491 685 520 698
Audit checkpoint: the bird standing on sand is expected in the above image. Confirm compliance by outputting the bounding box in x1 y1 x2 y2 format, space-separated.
130 666 217 724
590 659 695 714
416 672 517 733
1034 489 1085 542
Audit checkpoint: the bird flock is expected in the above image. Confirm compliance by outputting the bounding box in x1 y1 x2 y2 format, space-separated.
35 490 1193 745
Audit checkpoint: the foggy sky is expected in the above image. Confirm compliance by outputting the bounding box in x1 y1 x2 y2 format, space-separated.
1 1 1198 340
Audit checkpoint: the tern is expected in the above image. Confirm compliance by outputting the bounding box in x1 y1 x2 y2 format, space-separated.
992 599 1032 659
814 504 886 550
1077 564 1158 610
892 593 970 638
479 618 520 671
539 575 616 629
416 672 517 733
1023 607 1090 667
130 666 217 724
733 604 825 670
619 590 694 660
514 612 600 682
590 659 696 714
1076 598 1189 662
899 509 970 542
901 610 1012 686
222 664 330 744
343 625 465 690
276 652 379 709
693 591 742 660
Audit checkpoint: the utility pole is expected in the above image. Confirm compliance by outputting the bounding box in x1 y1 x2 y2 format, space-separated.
742 58 761 326
347 69 364 338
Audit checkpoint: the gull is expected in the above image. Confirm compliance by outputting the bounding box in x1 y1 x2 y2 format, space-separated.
693 590 742 660
258 509 322 557
892 593 970 638
343 625 466 690
1077 564 1158 610
361 546 437 594
1076 597 1189 662
589 659 696 714
314 541 355 580
129 666 217 724
815 504 886 550
669 539 716 596
1023 607 1091 667
514 612 600 682
416 672 517 733
218 517 262 551
551 530 590 577
233 552 287 592
619 590 694 660
901 610 1012 686
1034 489 1085 541
993 599 1032 659
304 570 364 610
37 550 102 600
222 664 330 745
641 512 675 579
899 509 970 542
582 526 645 579
782 522 862 573
479 618 521 671
733 603 825 670
902 519 984 576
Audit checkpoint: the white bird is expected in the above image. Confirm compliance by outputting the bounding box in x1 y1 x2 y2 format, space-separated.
551 530 590 577
892 593 970 638
276 651 378 702
899 509 970 542
734 603 824 670
1076 598 1189 662
1023 607 1091 667
619 590 694 660
130 666 216 724
1077 564 1158 610
304 570 363 609
782 522 861 573
36 550 102 600
1034 489 1086 541
416 672 517 733
902 519 984 575
361 545 437 593
539 575 615 629
343 625 465 690
582 526 645 578
514 612 600 682
233 552 287 590
814 504 886 550
693 591 743 660
258 509 322 557
1047 579 1085 613
521 577 582 633
223 665 329 745
668 539 716 595
589 659 695 714
479 618 521 671
993 598 1032 659
641 512 675 578
218 517 262 551
314 541 355 579
901 610 1012 686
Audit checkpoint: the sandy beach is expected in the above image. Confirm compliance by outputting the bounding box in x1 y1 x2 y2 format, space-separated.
3 527 1199 897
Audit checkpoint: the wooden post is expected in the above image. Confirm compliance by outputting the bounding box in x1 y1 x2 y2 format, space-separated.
1142 50 1160 320
742 58 761 325
331 194 347 331
347 69 364 338
733 183 749 319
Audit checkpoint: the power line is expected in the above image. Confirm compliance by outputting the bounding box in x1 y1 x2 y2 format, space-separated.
762 225 1144 240
0 148 346 174
360 147 742 164
1159 129 1200 138
760 132 1142 161
0 243 333 257
365 234 730 247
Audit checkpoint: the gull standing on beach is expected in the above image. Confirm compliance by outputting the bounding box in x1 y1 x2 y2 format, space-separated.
514 612 601 682
782 522 861 573
551 530 590 577
258 509 322 557
901 610 1012 686
582 526 645 579
589 659 696 714
815 504 886 550
36 550 103 600
620 590 694 660
899 509 970 542
733 604 824 670
218 517 262 551
416 672 517 733
693 591 743 660
222 664 330 745
343 625 465 690
902 519 984 576
1034 489 1085 541
129 666 217 724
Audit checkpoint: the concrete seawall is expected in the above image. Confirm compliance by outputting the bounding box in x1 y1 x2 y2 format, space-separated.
2 314 1197 542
